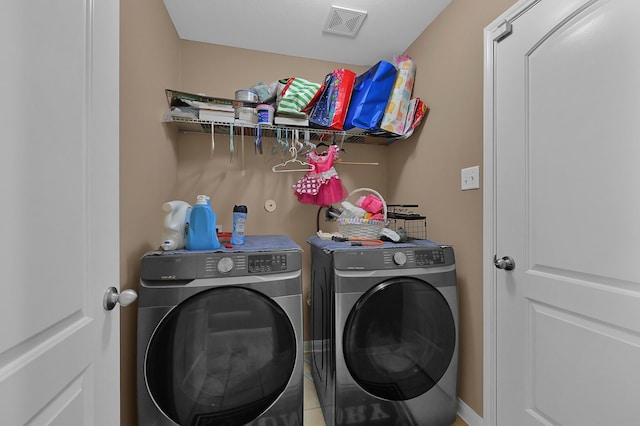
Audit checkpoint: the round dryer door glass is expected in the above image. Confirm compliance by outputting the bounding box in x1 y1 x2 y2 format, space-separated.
343 277 456 401
145 287 296 425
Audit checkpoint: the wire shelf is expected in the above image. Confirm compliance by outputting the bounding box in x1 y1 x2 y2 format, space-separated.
163 117 373 144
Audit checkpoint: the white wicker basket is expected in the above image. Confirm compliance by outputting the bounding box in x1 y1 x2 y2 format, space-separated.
337 188 387 239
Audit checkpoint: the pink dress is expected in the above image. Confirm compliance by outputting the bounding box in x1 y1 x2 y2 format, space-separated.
293 145 348 205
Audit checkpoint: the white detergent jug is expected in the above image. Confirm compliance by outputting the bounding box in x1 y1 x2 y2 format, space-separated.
160 200 192 250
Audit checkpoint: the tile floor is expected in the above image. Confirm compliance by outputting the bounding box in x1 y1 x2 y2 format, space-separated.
302 354 325 425
302 354 468 426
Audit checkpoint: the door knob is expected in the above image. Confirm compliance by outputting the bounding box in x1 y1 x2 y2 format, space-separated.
494 255 515 271
103 286 138 311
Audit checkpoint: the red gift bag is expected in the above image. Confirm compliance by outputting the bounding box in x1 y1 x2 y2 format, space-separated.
309 69 356 130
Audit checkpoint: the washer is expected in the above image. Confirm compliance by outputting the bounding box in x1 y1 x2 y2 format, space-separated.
137 235 303 426
309 237 459 426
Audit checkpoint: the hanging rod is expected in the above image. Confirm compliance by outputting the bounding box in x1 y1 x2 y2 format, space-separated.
335 161 379 166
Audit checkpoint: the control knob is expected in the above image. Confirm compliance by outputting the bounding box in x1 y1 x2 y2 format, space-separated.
393 251 407 266
217 257 234 274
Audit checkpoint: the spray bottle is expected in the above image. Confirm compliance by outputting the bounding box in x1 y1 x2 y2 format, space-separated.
231 205 248 245
160 200 192 250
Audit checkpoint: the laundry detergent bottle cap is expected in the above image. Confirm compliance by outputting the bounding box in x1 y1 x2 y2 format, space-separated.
160 200 192 250
185 194 220 250
231 205 248 245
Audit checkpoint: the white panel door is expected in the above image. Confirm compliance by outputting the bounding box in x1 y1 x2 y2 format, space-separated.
486 0 640 424
0 0 121 424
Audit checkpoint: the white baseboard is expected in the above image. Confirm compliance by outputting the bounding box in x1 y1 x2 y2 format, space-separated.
458 398 483 426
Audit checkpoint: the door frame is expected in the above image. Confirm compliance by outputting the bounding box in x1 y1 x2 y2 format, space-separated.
482 0 539 424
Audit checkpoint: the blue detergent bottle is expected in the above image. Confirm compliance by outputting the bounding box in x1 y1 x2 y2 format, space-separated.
186 195 220 250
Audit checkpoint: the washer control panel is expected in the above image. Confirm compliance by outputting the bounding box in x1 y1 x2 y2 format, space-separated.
415 249 446 266
248 254 287 273
140 250 301 283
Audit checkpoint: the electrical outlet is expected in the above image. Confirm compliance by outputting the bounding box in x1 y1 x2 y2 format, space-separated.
461 166 480 190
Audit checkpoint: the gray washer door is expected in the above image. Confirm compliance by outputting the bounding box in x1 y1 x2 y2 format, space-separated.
343 277 456 400
145 287 296 425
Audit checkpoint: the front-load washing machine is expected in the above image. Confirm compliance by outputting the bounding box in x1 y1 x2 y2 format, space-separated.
137 235 303 426
309 237 458 426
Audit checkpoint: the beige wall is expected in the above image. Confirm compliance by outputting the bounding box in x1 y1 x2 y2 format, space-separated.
388 0 517 415
175 40 389 347
120 0 516 424
120 0 181 424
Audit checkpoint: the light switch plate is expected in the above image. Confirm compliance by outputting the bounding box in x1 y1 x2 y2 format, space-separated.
461 166 480 190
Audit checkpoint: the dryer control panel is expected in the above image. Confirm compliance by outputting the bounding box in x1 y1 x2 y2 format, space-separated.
332 246 454 271
384 248 446 267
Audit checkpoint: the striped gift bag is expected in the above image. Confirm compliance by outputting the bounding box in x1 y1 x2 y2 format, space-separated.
276 77 323 118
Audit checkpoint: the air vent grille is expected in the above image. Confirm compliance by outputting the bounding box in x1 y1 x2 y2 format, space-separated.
323 6 367 37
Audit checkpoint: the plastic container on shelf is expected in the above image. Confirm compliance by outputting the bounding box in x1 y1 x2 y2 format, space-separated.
160 200 192 250
185 195 220 250
235 106 258 124
257 104 275 125
235 89 259 103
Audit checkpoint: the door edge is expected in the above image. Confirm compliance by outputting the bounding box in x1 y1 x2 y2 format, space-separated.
482 0 540 424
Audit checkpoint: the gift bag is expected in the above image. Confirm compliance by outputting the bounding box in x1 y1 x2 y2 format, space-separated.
343 61 397 131
402 98 428 138
276 77 323 118
380 55 416 136
309 69 356 130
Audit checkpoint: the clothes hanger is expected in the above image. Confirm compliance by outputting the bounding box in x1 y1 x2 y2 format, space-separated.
255 126 263 155
322 133 377 166
315 141 331 155
272 144 316 173
315 133 346 155
299 129 316 157
271 128 289 155
326 133 346 154
272 155 315 172
229 123 234 162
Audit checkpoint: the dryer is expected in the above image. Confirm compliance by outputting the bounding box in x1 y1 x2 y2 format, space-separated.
309 237 458 426
137 235 303 426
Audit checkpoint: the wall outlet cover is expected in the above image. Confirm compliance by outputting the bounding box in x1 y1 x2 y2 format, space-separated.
461 166 480 190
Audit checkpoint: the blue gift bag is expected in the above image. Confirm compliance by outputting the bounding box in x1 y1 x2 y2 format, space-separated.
343 61 397 131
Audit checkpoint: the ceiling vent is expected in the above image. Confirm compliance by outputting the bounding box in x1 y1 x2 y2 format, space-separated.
323 5 367 37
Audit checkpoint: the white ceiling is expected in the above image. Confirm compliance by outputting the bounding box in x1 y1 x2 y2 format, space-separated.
163 0 452 67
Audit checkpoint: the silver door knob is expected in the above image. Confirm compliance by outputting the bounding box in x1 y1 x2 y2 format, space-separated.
494 255 515 271
103 286 138 311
